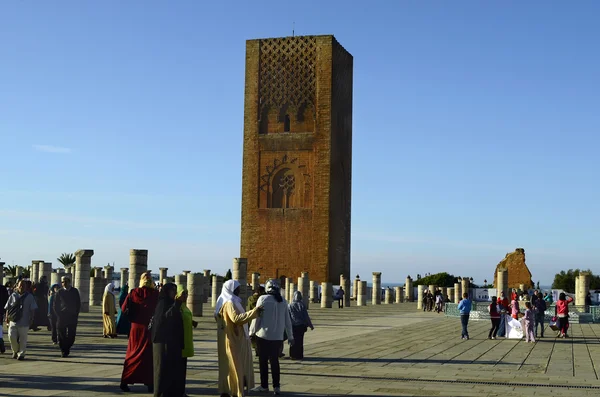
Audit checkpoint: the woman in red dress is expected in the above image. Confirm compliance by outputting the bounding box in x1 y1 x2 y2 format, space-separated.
120 272 159 393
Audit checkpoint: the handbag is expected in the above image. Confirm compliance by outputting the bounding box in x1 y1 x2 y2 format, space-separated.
549 316 559 331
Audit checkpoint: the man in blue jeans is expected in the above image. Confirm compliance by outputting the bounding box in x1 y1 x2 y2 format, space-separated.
458 292 472 340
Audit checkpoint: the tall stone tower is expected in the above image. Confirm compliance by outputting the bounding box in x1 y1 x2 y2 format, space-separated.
240 35 353 284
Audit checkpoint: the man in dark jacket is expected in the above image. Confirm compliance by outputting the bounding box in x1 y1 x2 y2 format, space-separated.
53 276 80 357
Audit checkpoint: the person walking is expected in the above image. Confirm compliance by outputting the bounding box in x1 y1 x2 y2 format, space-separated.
250 280 293 396
152 283 185 397
218 280 262 397
32 276 50 331
116 284 131 337
176 285 197 397
488 296 500 339
120 272 159 393
4 280 37 360
555 292 573 338
533 291 547 338
48 283 60 344
52 276 80 358
288 291 314 360
335 287 345 309
458 292 472 340
524 302 536 343
102 283 117 338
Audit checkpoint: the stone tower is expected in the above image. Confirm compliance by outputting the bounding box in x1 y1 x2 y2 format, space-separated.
240 35 353 284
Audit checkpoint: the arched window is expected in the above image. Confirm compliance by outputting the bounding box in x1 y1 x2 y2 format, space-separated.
284 114 291 132
271 168 295 208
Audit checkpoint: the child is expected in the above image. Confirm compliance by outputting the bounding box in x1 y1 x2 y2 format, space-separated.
524 302 535 343
458 292 472 340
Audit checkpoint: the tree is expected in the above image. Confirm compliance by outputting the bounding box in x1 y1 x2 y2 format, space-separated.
6 265 18 277
57 253 76 268
552 269 600 292
224 269 232 282
413 272 458 288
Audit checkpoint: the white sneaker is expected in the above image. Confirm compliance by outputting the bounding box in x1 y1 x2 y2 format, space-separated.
251 386 270 393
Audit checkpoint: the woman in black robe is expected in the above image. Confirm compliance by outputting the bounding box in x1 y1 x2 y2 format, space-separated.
152 283 185 397
33 276 50 330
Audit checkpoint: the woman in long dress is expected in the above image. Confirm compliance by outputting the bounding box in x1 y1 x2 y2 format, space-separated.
176 285 196 397
102 283 117 338
216 280 261 397
33 276 50 330
120 272 159 393
152 282 184 397
116 284 131 337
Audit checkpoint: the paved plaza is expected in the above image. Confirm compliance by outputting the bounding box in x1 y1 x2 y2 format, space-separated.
2 302 600 396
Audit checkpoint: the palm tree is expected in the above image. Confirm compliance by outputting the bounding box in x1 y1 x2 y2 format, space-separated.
57 253 76 268
6 265 18 277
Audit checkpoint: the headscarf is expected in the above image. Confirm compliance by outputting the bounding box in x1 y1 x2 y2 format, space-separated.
140 272 155 289
104 283 115 295
266 279 283 303
176 284 188 310
50 284 60 295
118 284 129 306
214 280 249 338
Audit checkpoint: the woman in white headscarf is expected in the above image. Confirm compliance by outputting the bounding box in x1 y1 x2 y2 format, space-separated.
215 279 262 397
102 283 117 338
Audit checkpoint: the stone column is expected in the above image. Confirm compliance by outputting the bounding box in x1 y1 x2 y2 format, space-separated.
211 275 224 308
120 268 129 289
203 269 211 302
461 278 470 299
384 288 393 304
519 283 525 293
357 281 367 306
395 286 403 303
578 272 591 309
372 272 382 305
353 276 360 299
187 273 204 316
321 282 333 308
428 285 436 295
575 277 580 305
50 269 61 286
16 266 24 277
251 272 260 292
417 285 425 310
454 282 461 303
75 249 94 313
183 270 191 277
158 268 168 285
89 271 104 307
103 266 113 283
39 262 52 283
232 258 248 306
129 249 148 290
497 268 508 300
405 276 413 302
447 287 454 303
298 272 310 308
289 282 297 301
439 287 447 298
31 261 40 283
309 280 318 303
342 276 351 308
175 273 187 287
285 277 292 301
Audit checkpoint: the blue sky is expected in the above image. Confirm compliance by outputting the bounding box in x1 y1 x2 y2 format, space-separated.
1 1 599 285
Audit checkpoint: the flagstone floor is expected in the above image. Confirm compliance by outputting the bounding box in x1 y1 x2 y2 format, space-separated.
2 302 600 396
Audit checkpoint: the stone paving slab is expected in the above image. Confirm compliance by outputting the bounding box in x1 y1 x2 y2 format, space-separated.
2 303 600 396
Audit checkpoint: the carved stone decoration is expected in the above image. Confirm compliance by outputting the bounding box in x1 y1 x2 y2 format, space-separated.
258 37 317 127
259 154 311 208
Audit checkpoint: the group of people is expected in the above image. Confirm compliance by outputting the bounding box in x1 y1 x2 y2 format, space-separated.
216 279 314 396
2 276 81 360
2 271 316 396
422 289 448 313
458 288 576 343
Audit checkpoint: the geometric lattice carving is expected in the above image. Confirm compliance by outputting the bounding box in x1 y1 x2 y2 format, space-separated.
279 174 295 194
258 37 317 122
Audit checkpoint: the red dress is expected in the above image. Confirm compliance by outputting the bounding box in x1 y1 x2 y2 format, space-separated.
120 287 159 385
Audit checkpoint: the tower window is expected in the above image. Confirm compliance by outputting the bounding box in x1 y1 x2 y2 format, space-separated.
284 114 290 132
